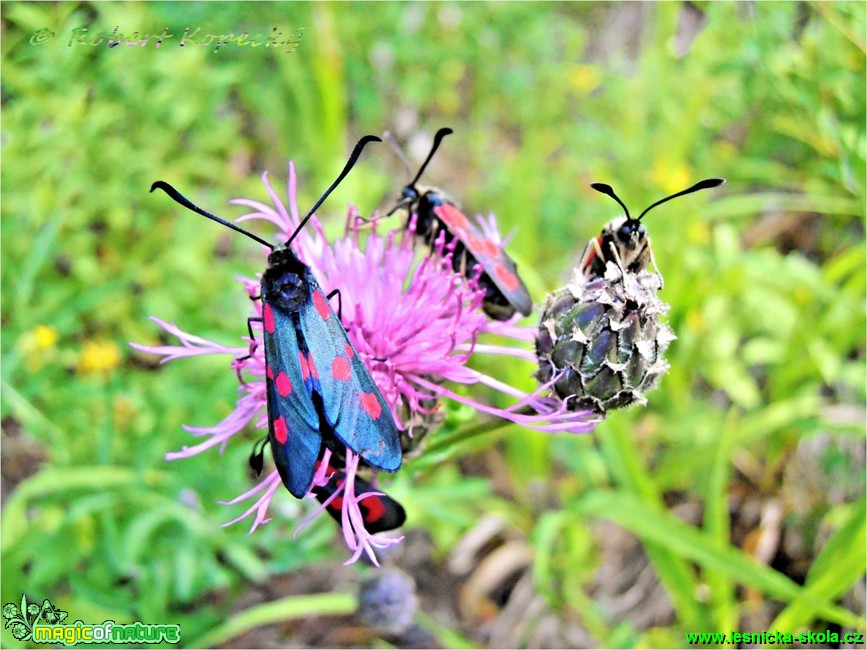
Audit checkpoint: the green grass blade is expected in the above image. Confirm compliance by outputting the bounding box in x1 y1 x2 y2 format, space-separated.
188 592 356 648
575 491 865 630
703 410 738 632
771 498 867 631
599 420 707 628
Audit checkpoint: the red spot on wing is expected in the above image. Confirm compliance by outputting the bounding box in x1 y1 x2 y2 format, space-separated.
344 343 354 359
480 238 500 258
275 372 293 396
313 291 331 320
360 392 383 419
332 356 351 381
263 303 276 333
463 231 503 262
299 351 310 380
266 365 274 380
307 353 319 379
273 416 288 444
360 495 386 523
494 264 520 291
329 496 344 510
435 203 471 235
465 232 483 251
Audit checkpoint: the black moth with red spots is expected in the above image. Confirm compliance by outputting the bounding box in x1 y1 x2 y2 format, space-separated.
389 128 533 321
150 135 403 502
312 459 407 534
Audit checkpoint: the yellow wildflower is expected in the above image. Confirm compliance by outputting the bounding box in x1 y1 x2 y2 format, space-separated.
78 340 122 375
34 325 59 349
569 64 600 94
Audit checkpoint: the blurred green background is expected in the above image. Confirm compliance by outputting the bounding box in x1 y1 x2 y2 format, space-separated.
2 2 864 647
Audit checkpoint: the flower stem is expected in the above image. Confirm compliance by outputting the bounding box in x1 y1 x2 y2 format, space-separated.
423 407 533 455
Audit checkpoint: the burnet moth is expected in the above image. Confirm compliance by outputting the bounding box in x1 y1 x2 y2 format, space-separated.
246 438 407 534
150 135 402 499
388 127 533 321
580 178 726 279
311 456 407 534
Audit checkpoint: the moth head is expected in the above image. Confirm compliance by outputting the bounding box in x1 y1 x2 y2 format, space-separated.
263 246 308 309
266 243 301 270
609 216 647 250
401 185 420 202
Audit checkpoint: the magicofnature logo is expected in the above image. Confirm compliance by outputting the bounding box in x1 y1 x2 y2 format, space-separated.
3 594 180 646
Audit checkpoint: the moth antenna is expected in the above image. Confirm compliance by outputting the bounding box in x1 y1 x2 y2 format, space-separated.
150 181 275 250
590 182 632 221
637 178 725 221
383 130 415 178
286 134 382 247
408 127 454 187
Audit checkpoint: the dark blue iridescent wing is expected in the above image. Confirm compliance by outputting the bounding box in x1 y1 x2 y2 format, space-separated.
297 269 402 473
261 299 323 498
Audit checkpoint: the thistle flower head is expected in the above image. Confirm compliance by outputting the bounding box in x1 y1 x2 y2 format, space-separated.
227 163 492 433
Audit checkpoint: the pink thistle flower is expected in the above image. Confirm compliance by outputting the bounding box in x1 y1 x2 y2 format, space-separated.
132 161 597 564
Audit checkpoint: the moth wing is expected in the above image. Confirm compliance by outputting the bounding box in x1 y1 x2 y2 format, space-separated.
312 463 407 534
263 301 323 498
434 202 532 317
298 272 402 473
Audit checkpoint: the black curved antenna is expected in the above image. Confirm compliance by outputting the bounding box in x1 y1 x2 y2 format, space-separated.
590 182 632 220
590 178 726 222
637 178 725 221
150 180 275 250
409 127 454 187
286 134 382 246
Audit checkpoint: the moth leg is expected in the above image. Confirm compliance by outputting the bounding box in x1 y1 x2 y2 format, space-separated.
329 289 386 365
326 289 342 321
235 317 264 385
244 317 263 356
592 237 605 260
579 238 601 275
647 243 664 288
606 240 627 276
354 212 387 230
